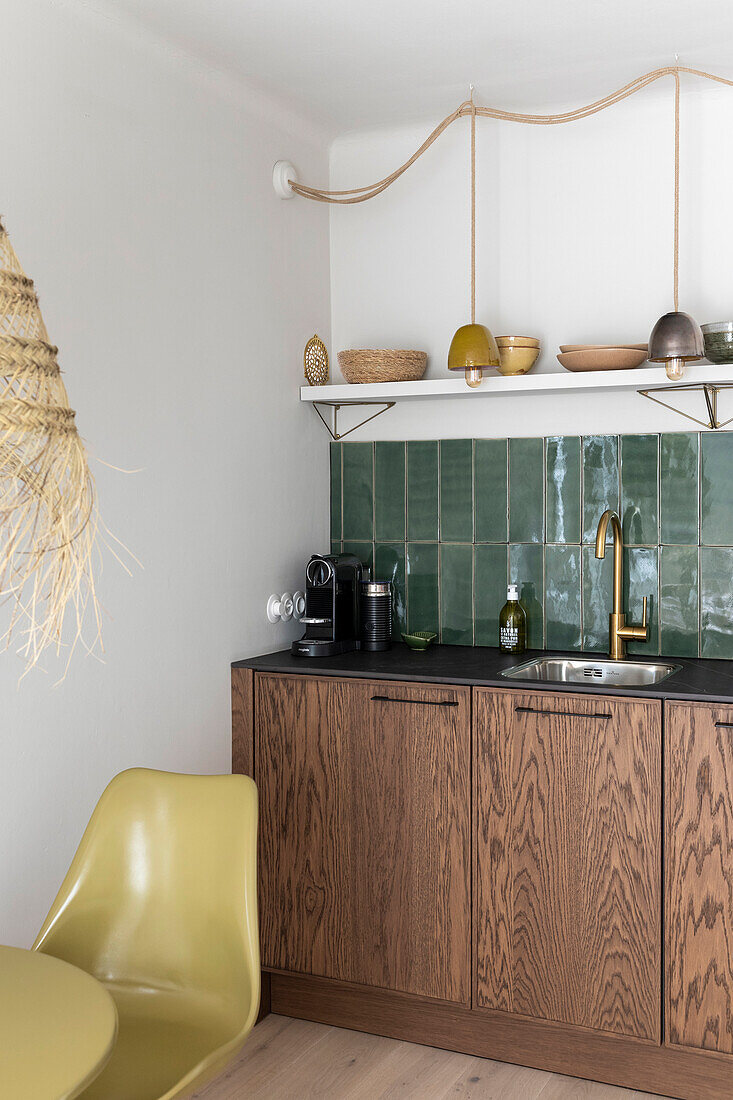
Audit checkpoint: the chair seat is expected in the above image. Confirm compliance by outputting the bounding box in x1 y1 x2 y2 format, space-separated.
79 982 241 1100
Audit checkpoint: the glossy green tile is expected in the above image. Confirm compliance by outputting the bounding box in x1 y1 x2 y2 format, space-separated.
407 441 439 541
509 437 544 543
342 442 373 541
582 545 614 652
660 546 699 657
475 439 508 542
624 547 659 655
440 543 473 644
330 442 342 542
474 545 508 647
509 543 543 649
701 548 733 658
406 542 439 633
342 540 373 576
620 434 658 546
544 545 581 651
375 442 405 541
375 542 407 640
583 435 619 543
440 439 473 542
330 540 341 556
545 436 580 544
701 433 733 545
660 433 698 544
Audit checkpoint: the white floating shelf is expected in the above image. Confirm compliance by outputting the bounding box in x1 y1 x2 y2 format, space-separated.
301 363 733 404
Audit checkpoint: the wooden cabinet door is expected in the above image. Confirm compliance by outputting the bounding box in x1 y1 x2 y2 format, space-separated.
474 688 661 1040
666 701 733 1054
256 673 471 1003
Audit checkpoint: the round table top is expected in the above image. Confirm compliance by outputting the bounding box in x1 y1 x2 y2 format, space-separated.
0 945 117 1100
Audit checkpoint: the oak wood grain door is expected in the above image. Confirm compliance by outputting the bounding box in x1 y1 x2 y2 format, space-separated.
666 701 733 1054
256 673 471 1003
474 688 661 1040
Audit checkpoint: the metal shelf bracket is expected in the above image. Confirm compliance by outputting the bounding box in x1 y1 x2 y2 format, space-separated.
637 381 733 430
311 400 395 441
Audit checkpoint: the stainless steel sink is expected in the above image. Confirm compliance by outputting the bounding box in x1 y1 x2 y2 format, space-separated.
501 656 681 687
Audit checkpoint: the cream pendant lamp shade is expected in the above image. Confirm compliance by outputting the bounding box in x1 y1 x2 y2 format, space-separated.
447 91 499 388
648 72 703 381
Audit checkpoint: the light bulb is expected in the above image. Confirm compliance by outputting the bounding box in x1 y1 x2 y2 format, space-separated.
665 357 686 381
465 367 483 388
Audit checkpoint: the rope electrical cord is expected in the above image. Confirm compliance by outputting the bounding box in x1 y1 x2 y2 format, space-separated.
287 65 733 204
287 64 733 316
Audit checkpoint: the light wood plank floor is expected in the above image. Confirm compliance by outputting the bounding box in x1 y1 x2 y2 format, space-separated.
193 1014 674 1099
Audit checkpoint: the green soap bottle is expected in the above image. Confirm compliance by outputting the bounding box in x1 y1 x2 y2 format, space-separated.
499 583 526 654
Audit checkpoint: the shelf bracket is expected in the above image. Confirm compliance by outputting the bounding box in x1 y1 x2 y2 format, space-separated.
637 382 733 430
311 400 395 441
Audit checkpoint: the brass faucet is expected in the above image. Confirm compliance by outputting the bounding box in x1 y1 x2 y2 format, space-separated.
594 509 649 660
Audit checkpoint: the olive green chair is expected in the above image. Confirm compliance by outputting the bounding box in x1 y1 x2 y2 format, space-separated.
34 768 260 1100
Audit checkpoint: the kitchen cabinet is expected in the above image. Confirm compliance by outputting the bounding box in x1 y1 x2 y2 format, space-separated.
255 673 471 1003
473 688 661 1040
666 701 733 1054
234 655 733 1097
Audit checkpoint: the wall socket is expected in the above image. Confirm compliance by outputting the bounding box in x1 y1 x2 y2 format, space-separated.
266 591 305 623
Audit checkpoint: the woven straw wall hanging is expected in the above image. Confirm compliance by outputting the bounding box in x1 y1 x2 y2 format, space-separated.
0 218 103 674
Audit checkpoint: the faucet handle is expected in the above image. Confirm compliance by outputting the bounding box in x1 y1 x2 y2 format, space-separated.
641 595 648 630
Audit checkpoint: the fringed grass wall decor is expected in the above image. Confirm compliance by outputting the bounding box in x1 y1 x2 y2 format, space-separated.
0 218 102 674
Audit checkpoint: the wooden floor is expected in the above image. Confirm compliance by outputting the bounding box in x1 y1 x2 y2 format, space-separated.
193 1014 674 1099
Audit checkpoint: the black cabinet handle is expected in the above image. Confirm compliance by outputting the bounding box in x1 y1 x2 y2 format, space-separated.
715 721 733 728
515 705 611 720
371 695 459 708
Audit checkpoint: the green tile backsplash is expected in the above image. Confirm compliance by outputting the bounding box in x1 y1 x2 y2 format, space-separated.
330 432 733 659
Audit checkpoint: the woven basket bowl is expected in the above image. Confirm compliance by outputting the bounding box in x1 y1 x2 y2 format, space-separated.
337 349 427 384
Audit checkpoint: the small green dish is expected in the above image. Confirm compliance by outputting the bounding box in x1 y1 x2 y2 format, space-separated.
401 631 437 651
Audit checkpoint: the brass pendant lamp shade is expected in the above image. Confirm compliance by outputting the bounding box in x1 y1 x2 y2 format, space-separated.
448 91 499 388
448 324 500 388
649 72 704 381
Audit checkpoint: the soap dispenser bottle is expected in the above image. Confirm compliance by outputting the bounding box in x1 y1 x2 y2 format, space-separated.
499 583 526 654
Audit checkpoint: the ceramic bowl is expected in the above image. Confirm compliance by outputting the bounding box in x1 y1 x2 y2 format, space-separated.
496 335 540 349
401 631 437 651
498 344 540 376
559 343 647 353
557 348 648 372
702 322 733 363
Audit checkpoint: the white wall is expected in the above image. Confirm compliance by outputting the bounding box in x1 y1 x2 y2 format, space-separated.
0 1 330 945
330 79 733 438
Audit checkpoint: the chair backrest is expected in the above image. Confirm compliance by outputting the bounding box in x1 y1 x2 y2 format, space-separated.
34 769 259 1027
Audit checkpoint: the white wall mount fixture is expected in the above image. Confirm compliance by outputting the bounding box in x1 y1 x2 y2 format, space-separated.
272 160 297 199
266 592 294 623
293 591 305 618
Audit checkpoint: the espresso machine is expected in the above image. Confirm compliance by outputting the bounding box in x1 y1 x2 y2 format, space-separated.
291 553 363 657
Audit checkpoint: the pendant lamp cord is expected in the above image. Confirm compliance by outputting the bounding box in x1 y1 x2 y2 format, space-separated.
289 65 733 205
674 69 680 313
470 86 476 325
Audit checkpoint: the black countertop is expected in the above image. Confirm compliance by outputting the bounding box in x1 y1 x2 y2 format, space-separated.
234 644 733 704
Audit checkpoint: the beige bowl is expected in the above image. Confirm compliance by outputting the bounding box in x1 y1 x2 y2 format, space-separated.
498 344 540 376
557 348 648 372
497 335 540 349
559 343 647 353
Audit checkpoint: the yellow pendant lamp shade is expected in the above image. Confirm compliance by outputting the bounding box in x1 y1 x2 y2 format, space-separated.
448 91 499 388
448 323 500 387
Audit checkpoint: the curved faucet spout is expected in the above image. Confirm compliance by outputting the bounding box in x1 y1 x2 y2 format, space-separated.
595 509 622 560
593 508 648 659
